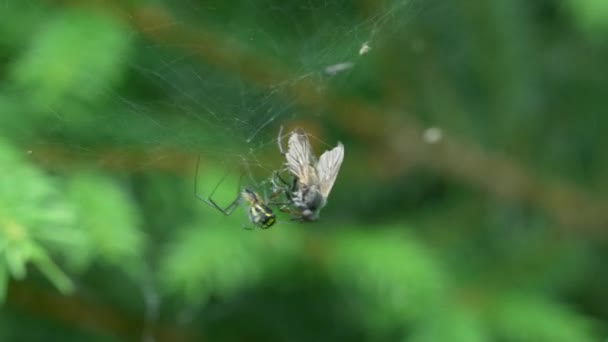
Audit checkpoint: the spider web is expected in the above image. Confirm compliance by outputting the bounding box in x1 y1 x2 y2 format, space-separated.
81 0 416 198
1 0 417 171
123 0 414 153
119 2 415 335
0 0 418 339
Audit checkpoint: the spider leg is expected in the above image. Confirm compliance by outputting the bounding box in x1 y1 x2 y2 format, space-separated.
269 172 290 197
268 189 285 201
272 170 291 187
277 206 302 219
239 214 256 230
267 200 291 207
194 154 242 216
271 171 294 194
277 125 287 155
278 171 299 195
195 193 241 216
270 184 293 207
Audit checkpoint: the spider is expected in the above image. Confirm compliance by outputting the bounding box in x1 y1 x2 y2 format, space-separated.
194 155 276 230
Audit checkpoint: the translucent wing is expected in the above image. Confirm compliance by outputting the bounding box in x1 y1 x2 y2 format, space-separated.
285 129 317 185
316 142 344 199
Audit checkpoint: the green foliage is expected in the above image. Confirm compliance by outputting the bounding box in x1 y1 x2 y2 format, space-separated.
409 308 488 342
160 221 301 303
491 293 595 341
66 171 145 270
8 9 132 122
0 2 49 51
0 139 81 296
327 229 447 327
566 0 608 36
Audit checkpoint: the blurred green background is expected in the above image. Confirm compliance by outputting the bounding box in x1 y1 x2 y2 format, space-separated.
1 0 608 341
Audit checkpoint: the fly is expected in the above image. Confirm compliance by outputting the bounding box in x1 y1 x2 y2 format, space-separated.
272 126 344 221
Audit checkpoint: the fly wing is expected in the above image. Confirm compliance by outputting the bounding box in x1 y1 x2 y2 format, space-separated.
316 142 344 199
285 129 317 185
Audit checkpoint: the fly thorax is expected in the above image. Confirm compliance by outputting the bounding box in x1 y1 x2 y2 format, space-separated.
302 185 324 212
291 185 308 209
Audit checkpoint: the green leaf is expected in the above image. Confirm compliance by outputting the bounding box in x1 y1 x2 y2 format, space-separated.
565 0 608 37
0 139 81 292
29 245 74 294
66 171 145 270
410 307 488 342
160 221 300 303
4 244 27 280
491 293 595 342
327 228 448 329
9 9 133 120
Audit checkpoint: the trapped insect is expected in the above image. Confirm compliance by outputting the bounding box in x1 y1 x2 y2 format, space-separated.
272 126 344 221
194 156 276 229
